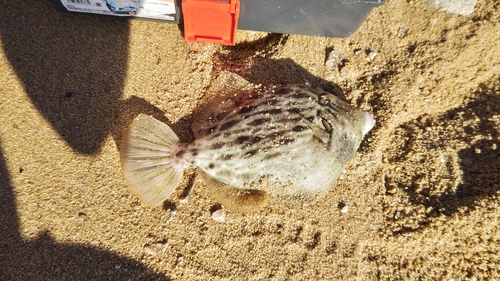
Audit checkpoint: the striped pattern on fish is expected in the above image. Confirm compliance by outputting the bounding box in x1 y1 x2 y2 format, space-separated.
119 72 375 211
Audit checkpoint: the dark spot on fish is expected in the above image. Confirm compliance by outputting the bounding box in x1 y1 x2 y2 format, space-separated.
210 133 221 139
269 108 282 115
205 125 218 133
243 149 259 158
215 112 228 121
232 97 250 109
275 88 290 96
290 92 311 100
239 106 255 115
265 99 280 106
223 131 232 138
281 138 295 145
219 119 240 131
191 148 198 156
263 153 280 160
246 91 261 100
269 130 285 138
248 118 271 126
252 136 262 144
208 163 215 169
288 107 315 115
241 173 252 181
211 142 224 149
273 116 298 124
292 125 307 132
277 116 303 124
236 135 250 144
259 145 274 152
218 170 233 177
175 150 185 157
264 133 277 140
306 116 315 122
221 154 233 160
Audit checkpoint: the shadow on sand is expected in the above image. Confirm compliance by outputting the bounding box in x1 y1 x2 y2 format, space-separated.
0 1 173 279
0 142 171 280
387 83 500 234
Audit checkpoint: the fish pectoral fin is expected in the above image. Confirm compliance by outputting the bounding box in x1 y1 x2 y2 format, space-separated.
192 72 252 136
198 170 268 213
301 117 330 144
292 109 330 144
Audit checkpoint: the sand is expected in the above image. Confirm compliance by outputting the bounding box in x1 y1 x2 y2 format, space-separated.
1 0 499 280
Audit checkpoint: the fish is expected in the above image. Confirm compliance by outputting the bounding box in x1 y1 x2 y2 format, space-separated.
119 72 375 212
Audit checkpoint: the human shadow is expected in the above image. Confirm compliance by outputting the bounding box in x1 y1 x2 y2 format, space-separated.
0 1 174 279
0 1 129 155
0 142 172 280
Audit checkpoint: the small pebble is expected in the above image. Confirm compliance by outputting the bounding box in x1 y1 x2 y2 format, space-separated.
168 209 178 220
386 186 397 194
325 50 345 70
397 27 406 38
143 242 165 256
424 0 476 16
341 205 349 213
211 209 226 222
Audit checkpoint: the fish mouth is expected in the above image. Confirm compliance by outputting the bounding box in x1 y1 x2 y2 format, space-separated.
362 111 376 135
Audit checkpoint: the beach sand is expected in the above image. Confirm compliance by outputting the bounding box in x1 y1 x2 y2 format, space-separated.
1 0 499 280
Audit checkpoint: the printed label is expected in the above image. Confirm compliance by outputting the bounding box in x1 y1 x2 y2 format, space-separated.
61 0 177 21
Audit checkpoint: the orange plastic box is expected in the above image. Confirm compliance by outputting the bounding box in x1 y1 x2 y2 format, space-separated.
182 0 240 45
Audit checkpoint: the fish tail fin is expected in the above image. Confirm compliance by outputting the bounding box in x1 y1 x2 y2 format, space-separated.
119 114 189 207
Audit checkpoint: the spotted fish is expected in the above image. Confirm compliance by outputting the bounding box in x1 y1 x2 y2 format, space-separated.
119 72 375 212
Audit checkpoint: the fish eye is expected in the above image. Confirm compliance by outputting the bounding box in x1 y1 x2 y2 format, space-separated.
319 94 334 106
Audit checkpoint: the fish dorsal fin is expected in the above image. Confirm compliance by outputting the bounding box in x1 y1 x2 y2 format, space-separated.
192 72 252 136
198 170 268 213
